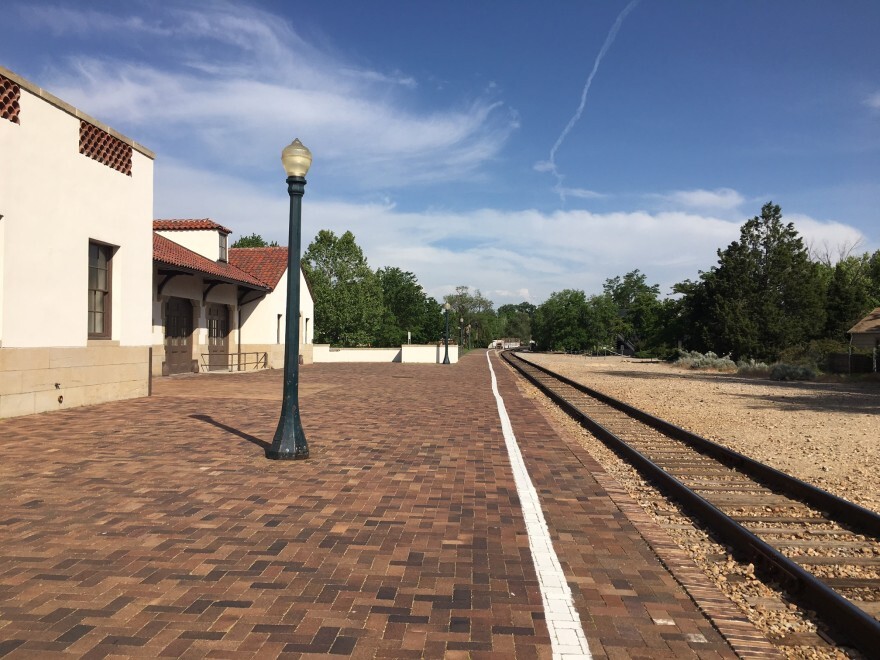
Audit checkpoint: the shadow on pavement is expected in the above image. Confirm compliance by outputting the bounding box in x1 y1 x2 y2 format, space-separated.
190 414 270 450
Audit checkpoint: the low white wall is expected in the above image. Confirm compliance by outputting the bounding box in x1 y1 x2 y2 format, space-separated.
312 345 400 363
313 344 458 364
402 344 459 364
401 345 434 363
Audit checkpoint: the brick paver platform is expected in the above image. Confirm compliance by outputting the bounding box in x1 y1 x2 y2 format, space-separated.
0 351 761 658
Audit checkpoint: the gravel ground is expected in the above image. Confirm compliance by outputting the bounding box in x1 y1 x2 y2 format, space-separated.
515 353 880 660
524 354 880 514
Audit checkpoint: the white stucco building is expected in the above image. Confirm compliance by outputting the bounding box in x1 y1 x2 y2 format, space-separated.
152 220 313 375
230 245 315 366
0 66 154 418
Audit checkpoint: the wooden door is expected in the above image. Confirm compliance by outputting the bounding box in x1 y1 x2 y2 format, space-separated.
207 304 230 371
165 297 193 375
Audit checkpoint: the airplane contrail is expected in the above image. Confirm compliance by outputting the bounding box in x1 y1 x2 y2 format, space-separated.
537 0 641 201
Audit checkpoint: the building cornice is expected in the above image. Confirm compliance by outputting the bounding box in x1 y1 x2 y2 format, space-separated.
0 65 155 160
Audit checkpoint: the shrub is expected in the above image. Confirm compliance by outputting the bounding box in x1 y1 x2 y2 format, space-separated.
769 363 817 381
779 339 850 371
737 359 770 377
674 350 737 371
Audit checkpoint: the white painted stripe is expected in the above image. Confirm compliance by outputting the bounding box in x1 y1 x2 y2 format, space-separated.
485 351 592 660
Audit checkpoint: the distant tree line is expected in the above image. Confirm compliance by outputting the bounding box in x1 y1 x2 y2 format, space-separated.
296 229 450 347
532 202 880 363
442 287 535 348
296 230 536 348
249 202 880 360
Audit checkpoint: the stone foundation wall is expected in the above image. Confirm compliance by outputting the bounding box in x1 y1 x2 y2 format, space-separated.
0 344 150 418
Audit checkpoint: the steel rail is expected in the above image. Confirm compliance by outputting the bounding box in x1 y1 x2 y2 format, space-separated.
502 351 880 654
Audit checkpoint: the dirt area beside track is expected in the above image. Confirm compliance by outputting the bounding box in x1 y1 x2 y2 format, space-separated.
522 354 880 514
518 353 879 658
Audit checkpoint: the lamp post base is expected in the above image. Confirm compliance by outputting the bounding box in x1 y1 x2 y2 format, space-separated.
265 448 309 460
266 406 309 460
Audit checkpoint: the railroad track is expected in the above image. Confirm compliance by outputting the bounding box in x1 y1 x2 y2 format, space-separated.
501 350 880 655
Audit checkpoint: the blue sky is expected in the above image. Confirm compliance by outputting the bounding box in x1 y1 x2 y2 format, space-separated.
3 0 878 305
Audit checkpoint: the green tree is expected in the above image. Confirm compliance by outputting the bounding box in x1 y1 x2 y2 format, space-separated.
445 286 493 318
497 302 535 341
444 286 497 347
301 230 382 346
691 202 825 360
231 233 279 248
671 277 715 352
602 270 661 350
375 267 438 346
421 296 446 343
472 310 504 347
647 296 687 352
532 289 591 351
868 250 880 292
823 253 880 340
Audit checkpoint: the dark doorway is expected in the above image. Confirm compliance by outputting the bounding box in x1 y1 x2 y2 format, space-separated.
165 297 194 375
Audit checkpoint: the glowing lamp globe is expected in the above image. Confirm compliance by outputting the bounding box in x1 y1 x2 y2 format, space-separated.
281 139 312 178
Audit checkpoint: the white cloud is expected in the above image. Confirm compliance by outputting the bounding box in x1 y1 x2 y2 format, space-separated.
156 160 866 305
340 68 417 89
865 91 880 110
21 6 173 37
156 159 870 304
661 187 745 211
28 2 517 189
27 2 872 308
785 214 865 262
555 185 605 200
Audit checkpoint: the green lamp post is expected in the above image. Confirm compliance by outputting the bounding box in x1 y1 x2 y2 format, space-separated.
266 139 312 460
442 302 451 364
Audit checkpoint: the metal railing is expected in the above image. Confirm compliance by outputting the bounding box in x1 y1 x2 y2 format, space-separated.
200 351 268 372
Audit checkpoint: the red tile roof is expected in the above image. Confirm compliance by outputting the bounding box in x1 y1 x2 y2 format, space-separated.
153 233 268 289
153 219 232 234
229 247 289 289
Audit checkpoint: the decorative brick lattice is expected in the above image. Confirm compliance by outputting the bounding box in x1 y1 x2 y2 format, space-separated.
79 120 133 175
1 74 21 124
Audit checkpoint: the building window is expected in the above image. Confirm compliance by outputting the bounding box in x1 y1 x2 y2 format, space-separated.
219 233 228 262
88 242 113 338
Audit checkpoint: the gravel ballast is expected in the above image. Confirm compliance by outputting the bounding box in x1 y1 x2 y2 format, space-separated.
524 354 879 514
515 353 879 659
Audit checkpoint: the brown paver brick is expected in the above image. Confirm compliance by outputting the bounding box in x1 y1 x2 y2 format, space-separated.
0 351 769 657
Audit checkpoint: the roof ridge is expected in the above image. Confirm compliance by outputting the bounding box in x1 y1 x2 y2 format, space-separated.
153 233 268 289
153 219 232 234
